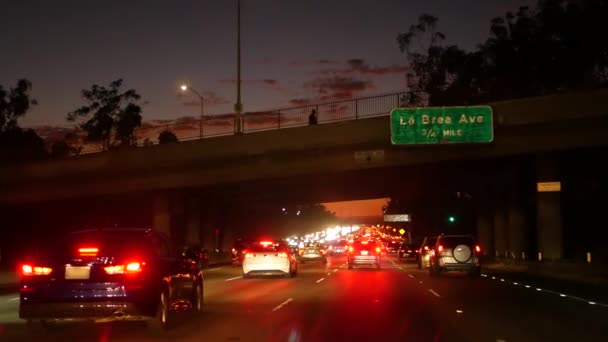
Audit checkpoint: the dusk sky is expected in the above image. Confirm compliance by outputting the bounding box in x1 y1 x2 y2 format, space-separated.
1 0 531 129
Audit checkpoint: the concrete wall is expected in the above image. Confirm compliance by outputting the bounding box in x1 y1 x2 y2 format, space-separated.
1 90 608 205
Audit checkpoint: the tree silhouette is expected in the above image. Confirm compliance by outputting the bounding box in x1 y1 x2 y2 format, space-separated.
398 1 608 106
158 130 178 144
67 79 143 151
0 79 38 133
0 79 47 165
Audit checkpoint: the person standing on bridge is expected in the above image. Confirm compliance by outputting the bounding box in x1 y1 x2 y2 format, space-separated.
308 109 318 125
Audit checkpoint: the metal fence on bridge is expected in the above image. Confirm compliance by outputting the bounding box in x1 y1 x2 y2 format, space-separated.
78 91 410 154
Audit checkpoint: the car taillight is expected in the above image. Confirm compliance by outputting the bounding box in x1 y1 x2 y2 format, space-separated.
78 247 99 257
245 253 255 258
299 250 304 255
320 249 325 255
21 264 53 276
424 246 429 251
475 245 481 253
348 246 354 253
104 262 143 275
277 252 288 257
437 245 444 252
375 247 381 253
260 241 273 246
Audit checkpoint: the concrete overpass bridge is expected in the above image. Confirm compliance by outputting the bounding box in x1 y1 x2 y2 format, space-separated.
1 89 607 262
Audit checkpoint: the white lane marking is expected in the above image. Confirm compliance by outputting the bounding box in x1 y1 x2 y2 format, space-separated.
429 289 441 298
8 297 19 301
225 276 242 281
484 275 608 308
456 309 463 314
408 274 415 279
316 278 325 283
207 267 223 271
272 298 293 312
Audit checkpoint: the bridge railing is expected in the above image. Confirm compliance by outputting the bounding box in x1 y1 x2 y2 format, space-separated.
77 91 410 154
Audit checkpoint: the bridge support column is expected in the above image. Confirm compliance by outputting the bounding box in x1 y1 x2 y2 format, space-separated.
153 193 171 238
202 222 217 252
507 164 527 260
185 196 201 247
536 155 563 261
493 208 508 259
476 214 492 258
221 226 234 252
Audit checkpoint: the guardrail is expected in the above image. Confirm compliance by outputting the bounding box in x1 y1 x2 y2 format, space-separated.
77 91 410 154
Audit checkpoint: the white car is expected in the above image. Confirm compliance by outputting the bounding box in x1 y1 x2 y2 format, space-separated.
242 240 297 278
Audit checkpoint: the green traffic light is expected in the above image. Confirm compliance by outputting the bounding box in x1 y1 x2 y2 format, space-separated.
448 216 455 223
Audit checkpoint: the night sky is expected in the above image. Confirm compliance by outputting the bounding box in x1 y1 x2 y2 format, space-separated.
1 0 531 128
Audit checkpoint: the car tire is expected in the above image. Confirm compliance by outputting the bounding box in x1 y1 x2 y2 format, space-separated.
321 258 327 265
469 267 481 278
193 281 204 313
348 263 353 269
429 266 437 277
242 272 251 279
376 263 381 269
417 261 422 269
149 290 172 332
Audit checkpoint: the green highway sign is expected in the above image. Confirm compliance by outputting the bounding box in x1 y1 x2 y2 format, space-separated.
390 106 494 145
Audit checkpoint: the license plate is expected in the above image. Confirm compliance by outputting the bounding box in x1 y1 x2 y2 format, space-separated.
361 250 368 255
65 266 91 280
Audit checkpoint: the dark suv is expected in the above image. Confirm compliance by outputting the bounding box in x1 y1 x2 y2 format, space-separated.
347 239 382 269
19 228 204 330
428 234 481 277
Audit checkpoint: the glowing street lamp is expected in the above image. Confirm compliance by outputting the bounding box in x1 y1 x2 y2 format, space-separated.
180 84 204 138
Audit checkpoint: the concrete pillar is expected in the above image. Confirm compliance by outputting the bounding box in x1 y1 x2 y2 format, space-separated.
221 226 235 252
185 197 201 247
202 222 217 251
476 215 493 257
536 155 563 261
507 205 526 259
153 193 171 238
493 209 508 258
507 163 526 260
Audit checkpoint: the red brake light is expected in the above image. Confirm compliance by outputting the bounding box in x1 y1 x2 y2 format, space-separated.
104 262 143 275
22 264 52 276
277 252 288 257
22 265 33 275
361 241 368 245
126 262 141 272
348 246 354 253
375 247 381 253
475 245 481 253
245 253 255 258
437 245 444 252
78 247 99 257
424 246 429 251
260 241 273 246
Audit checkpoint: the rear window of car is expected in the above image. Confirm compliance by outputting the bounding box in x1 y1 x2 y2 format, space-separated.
353 241 378 248
439 237 474 248
423 238 437 247
249 243 287 253
25 230 161 259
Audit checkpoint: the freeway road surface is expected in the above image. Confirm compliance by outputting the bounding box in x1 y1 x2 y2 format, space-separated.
0 256 606 341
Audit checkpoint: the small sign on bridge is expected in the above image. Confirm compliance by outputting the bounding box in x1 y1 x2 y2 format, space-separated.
390 106 494 145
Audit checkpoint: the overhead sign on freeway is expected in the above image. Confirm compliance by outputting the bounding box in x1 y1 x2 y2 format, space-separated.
390 106 494 145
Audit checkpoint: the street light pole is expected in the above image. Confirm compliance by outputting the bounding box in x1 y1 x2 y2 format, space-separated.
180 85 204 138
235 0 243 134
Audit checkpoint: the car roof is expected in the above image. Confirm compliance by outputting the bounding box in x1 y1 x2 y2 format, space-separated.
438 234 475 240
69 227 158 237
